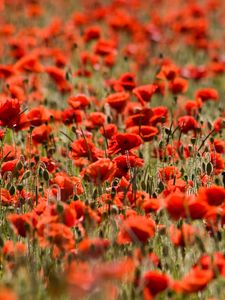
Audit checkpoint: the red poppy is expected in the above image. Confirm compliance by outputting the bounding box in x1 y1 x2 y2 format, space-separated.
108 133 142 155
117 215 155 244
213 117 225 132
39 222 74 253
78 238 110 259
128 125 158 142
165 192 188 220
61 108 82 125
106 92 129 113
70 138 103 162
172 266 213 294
14 54 43 73
8 212 37 238
143 271 169 299
117 72 136 91
210 152 224 174
159 166 181 181
113 154 144 178
84 25 101 42
212 139 225 154
125 107 153 128
178 116 199 133
157 64 180 81
68 94 90 110
85 112 106 129
52 173 83 202
27 106 48 127
32 124 52 144
150 106 168 126
133 84 158 105
169 77 188 94
169 224 196 247
82 158 116 185
197 185 225 206
195 88 219 102
0 96 20 127
99 123 118 139
45 66 72 93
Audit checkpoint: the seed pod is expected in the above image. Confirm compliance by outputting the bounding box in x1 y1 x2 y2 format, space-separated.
43 169 49 181
9 185 16 196
206 162 213 175
17 184 23 191
21 170 31 181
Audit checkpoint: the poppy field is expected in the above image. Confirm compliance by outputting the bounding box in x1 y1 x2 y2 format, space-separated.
0 0 225 299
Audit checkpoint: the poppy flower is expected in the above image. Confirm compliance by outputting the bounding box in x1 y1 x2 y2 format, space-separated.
94 39 116 56
40 222 74 253
14 54 43 73
77 238 110 259
128 125 158 142
27 106 48 127
117 215 155 244
85 112 106 129
2 240 27 259
150 106 168 126
125 108 153 128
106 92 129 113
210 152 224 174
0 96 20 127
213 117 225 132
184 99 202 115
32 124 52 144
197 185 225 206
99 123 118 139
159 166 181 181
157 64 180 81
95 257 136 282
52 173 83 202
195 88 219 102
211 139 225 154
165 192 188 220
172 266 214 294
169 224 196 247
8 212 37 238
169 77 188 94
113 154 144 178
84 25 101 42
70 138 103 162
68 94 90 110
108 133 142 155
1 159 19 175
117 72 136 91
0 189 16 206
61 108 82 125
45 66 72 93
82 158 116 185
143 271 169 299
133 84 158 105
178 116 199 133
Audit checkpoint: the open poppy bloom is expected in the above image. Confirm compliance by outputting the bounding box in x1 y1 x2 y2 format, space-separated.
106 92 129 113
133 84 158 105
178 116 199 133
0 96 20 127
143 271 169 299
117 215 156 244
128 125 158 142
82 158 116 185
108 133 142 155
195 88 219 102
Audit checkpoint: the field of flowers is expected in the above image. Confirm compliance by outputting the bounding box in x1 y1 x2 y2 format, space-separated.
0 0 224 299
